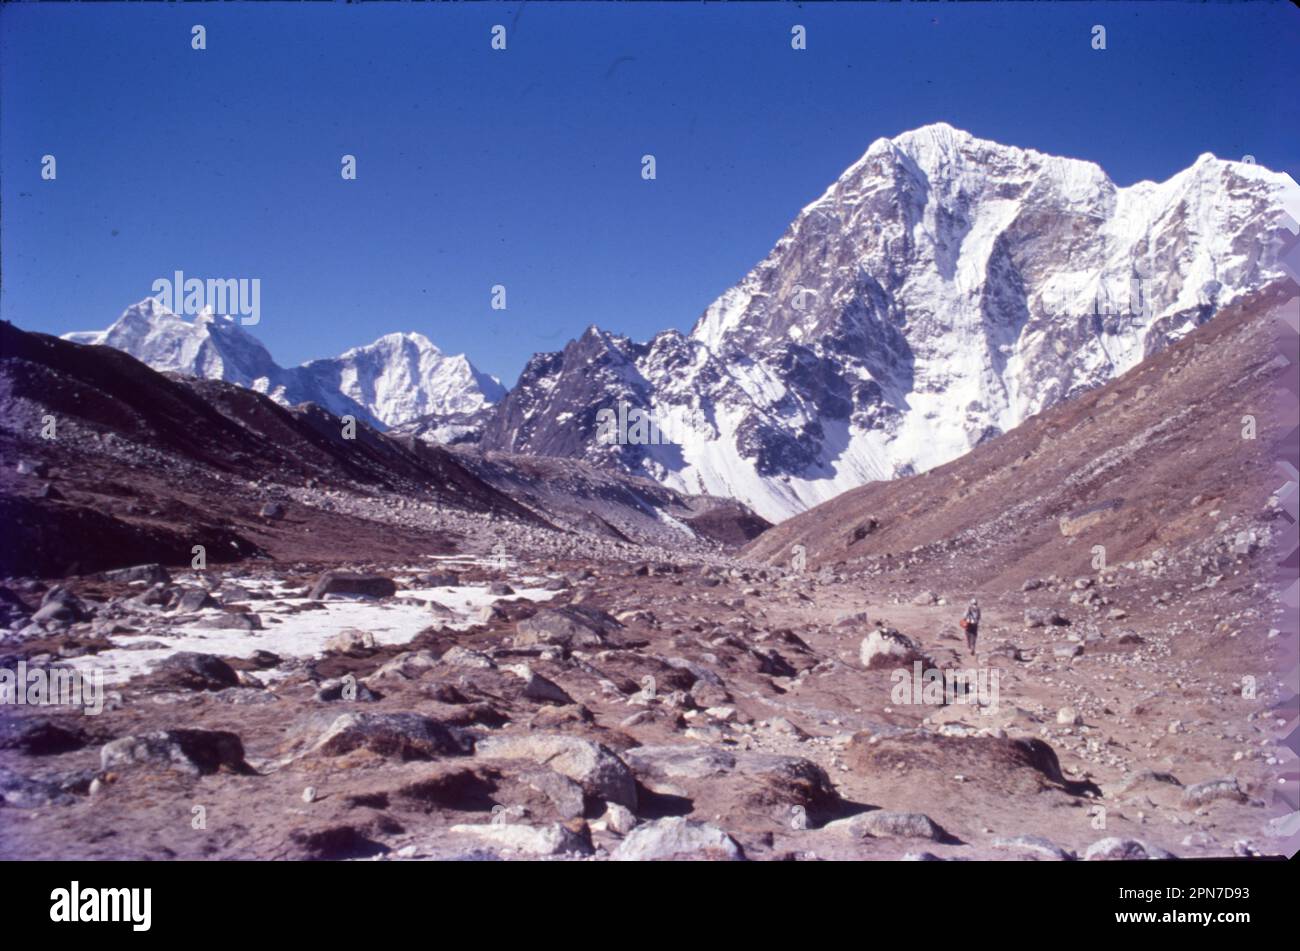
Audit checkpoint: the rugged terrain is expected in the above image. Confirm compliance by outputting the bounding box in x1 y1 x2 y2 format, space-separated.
64 126 1300 524
480 124 1299 520
1 292 1295 861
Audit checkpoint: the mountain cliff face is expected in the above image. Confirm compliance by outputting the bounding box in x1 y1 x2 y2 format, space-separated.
479 123 1299 521
64 301 505 431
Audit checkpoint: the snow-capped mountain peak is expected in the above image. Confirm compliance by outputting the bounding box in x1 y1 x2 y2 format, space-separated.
481 124 1300 521
63 299 504 434
63 298 280 387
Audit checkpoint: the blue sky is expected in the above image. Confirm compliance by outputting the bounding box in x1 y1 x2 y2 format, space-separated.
2 1 1297 385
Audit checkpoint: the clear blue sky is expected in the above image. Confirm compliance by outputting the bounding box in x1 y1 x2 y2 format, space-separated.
2 1 1297 385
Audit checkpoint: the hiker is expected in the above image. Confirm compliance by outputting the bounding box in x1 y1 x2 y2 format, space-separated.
960 598 981 656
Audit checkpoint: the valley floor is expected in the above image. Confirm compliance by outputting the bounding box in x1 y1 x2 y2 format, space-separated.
0 524 1290 861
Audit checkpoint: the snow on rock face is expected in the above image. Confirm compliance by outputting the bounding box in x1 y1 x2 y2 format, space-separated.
481 123 1300 522
62 297 282 388
63 304 505 433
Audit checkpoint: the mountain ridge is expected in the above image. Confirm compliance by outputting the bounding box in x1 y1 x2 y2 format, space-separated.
480 123 1300 520
63 299 506 431
56 124 1300 522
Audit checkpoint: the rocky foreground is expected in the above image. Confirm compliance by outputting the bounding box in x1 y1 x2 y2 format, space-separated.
0 532 1290 861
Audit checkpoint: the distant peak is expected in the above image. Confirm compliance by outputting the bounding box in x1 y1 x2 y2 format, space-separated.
344 330 442 357
122 295 178 321
894 120 969 141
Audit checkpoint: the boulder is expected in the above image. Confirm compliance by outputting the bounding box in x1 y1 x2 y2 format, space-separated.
419 572 461 587
193 612 263 631
519 669 575 705
840 810 950 842
521 769 587 820
475 734 636 810
1025 607 1069 628
171 588 217 613
365 650 439 684
0 765 77 808
102 563 171 585
515 606 621 649
991 834 1075 860
324 628 377 654
860 627 928 670
309 571 397 600
439 646 497 670
310 712 473 760
1084 837 1175 861
154 652 240 691
0 717 88 755
449 821 592 856
100 729 250 776
1182 777 1250 807
612 817 743 861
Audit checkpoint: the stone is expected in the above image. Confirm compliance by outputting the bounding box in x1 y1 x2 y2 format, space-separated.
841 811 950 841
860 627 928 670
366 650 439 683
1056 706 1082 726
1025 607 1069 628
193 612 263 631
602 802 638 835
519 669 575 706
172 588 217 613
439 646 497 670
0 765 76 808
324 628 377 653
612 817 743 861
1084 837 1175 861
1182 777 1250 807
515 606 621 649
310 713 474 761
0 717 88 755
475 734 637 809
449 821 593 856
100 730 250 777
309 571 397 600
522 769 587 820
991 834 1075 860
154 652 240 691
102 563 171 585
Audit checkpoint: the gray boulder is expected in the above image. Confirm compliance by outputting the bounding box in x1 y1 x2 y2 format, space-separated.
310 713 473 760
475 733 637 810
310 571 397 600
612 817 743 861
101 729 250 777
154 652 240 691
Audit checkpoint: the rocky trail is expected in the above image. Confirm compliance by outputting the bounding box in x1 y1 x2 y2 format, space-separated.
0 531 1288 861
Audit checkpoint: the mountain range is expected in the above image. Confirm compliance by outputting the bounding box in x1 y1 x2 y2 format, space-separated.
60 123 1300 522
64 298 505 434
